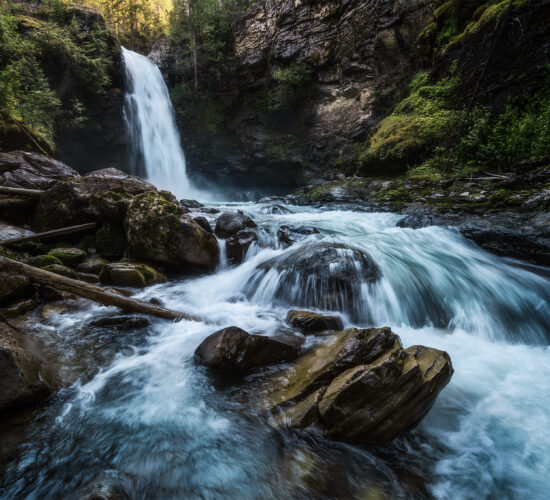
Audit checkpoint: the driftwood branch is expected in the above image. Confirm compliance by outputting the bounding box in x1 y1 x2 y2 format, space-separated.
0 256 202 323
0 186 44 197
0 223 97 247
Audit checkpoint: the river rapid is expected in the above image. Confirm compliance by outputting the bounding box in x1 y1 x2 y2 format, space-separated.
1 202 549 499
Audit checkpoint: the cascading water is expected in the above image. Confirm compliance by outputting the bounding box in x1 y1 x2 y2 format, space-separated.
122 47 192 199
2 201 549 499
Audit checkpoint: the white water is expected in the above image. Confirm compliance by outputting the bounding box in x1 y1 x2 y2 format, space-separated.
122 47 195 199
3 203 549 499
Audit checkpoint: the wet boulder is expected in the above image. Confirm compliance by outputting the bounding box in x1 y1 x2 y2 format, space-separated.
0 320 58 410
194 326 301 375
226 229 257 264
33 169 156 230
125 191 219 272
99 260 167 288
268 327 453 443
286 310 343 335
77 257 109 275
0 150 78 190
214 211 257 238
247 243 379 322
277 225 319 247
0 273 32 306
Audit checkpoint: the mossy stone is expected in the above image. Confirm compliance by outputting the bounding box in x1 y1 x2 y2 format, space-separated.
99 261 166 288
42 264 78 279
48 247 87 266
28 254 63 268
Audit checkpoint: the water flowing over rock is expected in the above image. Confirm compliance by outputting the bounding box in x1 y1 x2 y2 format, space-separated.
268 327 453 443
277 225 319 247
246 243 379 321
122 48 191 198
124 191 219 272
226 229 258 265
194 326 301 374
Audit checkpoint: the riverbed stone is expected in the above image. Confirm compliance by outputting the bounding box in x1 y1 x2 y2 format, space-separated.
0 273 32 306
268 327 453 443
286 310 343 334
90 315 151 330
42 264 78 279
277 225 319 247
77 257 109 275
27 254 63 268
47 247 87 266
194 326 301 374
0 298 37 318
99 261 167 288
214 211 257 238
0 320 58 410
125 191 219 272
226 229 257 264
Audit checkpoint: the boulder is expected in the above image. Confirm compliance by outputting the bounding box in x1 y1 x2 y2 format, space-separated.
194 326 301 374
125 191 219 272
277 225 319 247
226 229 257 264
42 264 78 279
27 254 63 268
0 320 58 410
214 211 257 238
247 243 379 321
95 223 126 260
33 169 156 230
48 247 87 266
268 327 453 443
77 257 109 275
0 272 32 306
286 310 343 334
192 216 212 233
0 298 37 318
0 150 78 190
99 261 166 288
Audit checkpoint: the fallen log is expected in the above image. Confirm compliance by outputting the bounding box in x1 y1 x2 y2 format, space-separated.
0 186 44 197
0 256 202 323
0 222 97 247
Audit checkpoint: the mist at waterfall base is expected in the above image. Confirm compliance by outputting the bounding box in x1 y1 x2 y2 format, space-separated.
1 202 549 498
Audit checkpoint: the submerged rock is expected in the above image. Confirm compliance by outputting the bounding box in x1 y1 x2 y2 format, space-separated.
268 327 453 443
226 229 257 264
125 191 219 272
194 326 301 374
99 261 166 288
214 211 257 238
0 320 58 410
277 225 319 247
247 243 379 322
286 310 343 335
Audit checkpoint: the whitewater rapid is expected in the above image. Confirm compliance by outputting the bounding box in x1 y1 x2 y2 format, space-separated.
1 203 549 499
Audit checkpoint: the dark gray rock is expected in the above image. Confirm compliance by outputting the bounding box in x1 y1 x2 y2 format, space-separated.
215 211 257 239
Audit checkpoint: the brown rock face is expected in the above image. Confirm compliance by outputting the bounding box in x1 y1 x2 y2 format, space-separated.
125 192 220 272
268 327 453 443
0 151 79 189
194 326 301 374
286 309 343 335
0 320 58 411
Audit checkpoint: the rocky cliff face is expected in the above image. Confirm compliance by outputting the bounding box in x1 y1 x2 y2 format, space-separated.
156 0 549 188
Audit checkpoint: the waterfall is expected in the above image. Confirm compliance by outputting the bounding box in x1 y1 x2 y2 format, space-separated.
122 47 191 198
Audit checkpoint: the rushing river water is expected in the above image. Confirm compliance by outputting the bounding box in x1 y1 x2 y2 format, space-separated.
1 203 549 499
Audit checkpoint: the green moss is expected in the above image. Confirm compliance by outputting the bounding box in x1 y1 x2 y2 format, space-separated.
28 254 63 268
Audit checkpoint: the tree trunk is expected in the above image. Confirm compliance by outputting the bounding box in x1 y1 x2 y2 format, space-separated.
0 223 97 247
0 256 204 323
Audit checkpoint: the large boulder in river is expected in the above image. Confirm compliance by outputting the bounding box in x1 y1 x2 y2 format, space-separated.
0 320 58 410
99 260 167 288
0 150 78 190
125 191 219 272
246 243 379 322
194 326 301 374
33 168 155 230
214 211 257 238
268 327 453 443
